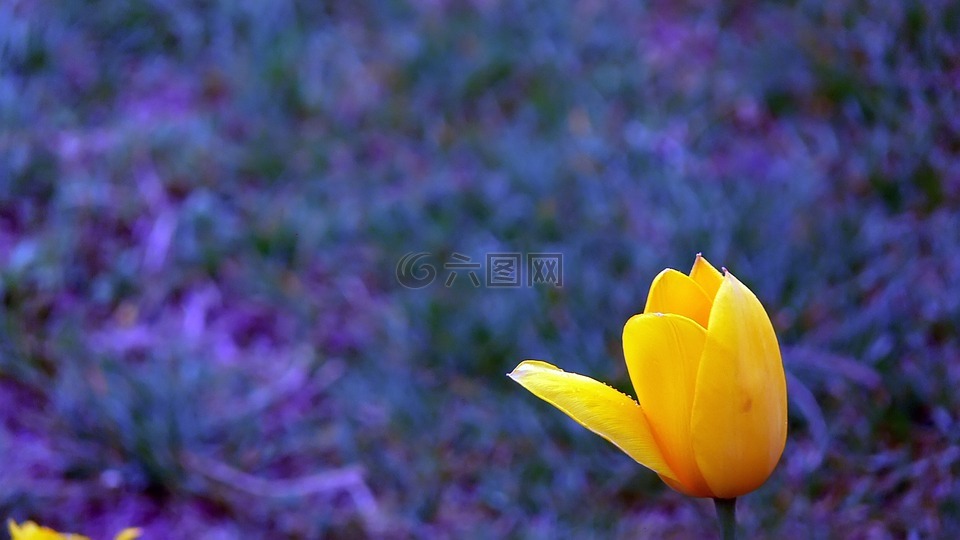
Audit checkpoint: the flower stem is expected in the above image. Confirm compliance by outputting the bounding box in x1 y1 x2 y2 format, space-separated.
713 497 737 540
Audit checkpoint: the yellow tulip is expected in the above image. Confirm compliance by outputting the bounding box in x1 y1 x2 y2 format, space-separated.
7 520 142 540
509 254 787 499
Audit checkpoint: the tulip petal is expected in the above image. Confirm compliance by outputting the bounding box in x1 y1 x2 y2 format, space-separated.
691 272 788 498
509 360 678 481
689 254 724 302
643 269 713 328
623 313 714 497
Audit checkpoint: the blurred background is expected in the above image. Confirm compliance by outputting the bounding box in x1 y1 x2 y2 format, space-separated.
2 0 959 538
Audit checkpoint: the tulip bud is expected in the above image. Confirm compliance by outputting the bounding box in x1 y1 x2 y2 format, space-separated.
509 254 787 499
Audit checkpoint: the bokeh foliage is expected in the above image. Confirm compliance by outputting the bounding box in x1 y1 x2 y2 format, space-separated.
2 0 959 537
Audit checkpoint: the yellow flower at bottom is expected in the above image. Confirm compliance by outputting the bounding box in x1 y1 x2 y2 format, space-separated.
7 521 76 540
111 529 142 540
509 254 787 499
8 520 142 540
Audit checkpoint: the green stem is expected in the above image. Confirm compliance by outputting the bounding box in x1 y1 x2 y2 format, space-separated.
713 497 737 540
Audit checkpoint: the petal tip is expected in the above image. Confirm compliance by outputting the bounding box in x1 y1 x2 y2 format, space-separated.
508 359 560 380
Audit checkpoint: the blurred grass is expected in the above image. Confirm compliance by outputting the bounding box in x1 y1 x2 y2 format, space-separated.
2 0 959 538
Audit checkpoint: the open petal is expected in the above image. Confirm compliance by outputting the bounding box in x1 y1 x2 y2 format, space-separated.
643 269 713 328
623 313 713 497
508 360 678 481
691 272 788 498
689 254 724 302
